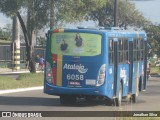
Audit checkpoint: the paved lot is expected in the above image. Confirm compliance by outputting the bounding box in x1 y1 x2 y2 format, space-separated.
0 77 160 111
0 68 159 119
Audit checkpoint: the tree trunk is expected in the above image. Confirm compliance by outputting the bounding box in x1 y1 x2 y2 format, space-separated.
16 11 36 73
29 30 36 73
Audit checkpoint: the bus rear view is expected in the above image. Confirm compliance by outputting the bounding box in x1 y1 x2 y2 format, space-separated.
44 28 106 104
44 28 147 106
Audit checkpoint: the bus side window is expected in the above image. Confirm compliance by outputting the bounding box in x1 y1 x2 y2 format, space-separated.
124 38 129 61
133 38 137 61
140 38 144 60
109 39 114 65
135 38 145 61
118 38 129 63
118 38 122 63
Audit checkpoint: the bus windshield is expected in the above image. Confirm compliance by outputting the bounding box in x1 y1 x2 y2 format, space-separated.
51 32 102 56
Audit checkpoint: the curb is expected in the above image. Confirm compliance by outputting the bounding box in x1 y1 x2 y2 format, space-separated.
0 71 30 75
0 71 43 75
151 74 160 77
0 86 43 95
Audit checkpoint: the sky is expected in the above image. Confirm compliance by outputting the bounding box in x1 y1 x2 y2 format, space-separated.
0 0 160 28
130 0 160 24
0 13 11 28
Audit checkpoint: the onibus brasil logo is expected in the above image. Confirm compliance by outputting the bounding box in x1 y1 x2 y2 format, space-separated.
63 64 88 73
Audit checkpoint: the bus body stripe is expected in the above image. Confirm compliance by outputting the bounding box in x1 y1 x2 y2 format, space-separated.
57 55 62 86
52 54 57 85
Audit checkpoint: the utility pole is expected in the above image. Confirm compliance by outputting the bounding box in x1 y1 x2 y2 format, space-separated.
114 0 118 27
50 0 54 29
12 16 20 71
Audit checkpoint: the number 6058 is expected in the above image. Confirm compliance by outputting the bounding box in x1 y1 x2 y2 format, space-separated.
67 74 84 81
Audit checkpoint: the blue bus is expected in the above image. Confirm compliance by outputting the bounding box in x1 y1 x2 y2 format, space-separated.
44 27 147 106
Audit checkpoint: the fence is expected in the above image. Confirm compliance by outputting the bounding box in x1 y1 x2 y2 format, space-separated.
0 43 45 67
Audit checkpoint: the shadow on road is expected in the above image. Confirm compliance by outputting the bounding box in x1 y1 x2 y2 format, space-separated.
0 96 60 106
0 95 146 108
0 96 112 107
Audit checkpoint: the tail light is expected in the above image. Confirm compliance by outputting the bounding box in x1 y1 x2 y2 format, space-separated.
46 62 53 84
97 64 106 86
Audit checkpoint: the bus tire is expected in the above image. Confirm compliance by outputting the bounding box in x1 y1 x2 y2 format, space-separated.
104 98 112 106
132 94 137 103
139 77 142 92
85 96 95 102
60 95 76 105
114 84 122 106
131 79 140 103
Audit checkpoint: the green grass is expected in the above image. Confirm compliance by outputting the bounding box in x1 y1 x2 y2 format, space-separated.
151 66 160 74
0 39 11 43
150 59 160 74
0 73 44 90
0 62 8 68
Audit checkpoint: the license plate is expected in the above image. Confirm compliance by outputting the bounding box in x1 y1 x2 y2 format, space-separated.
69 81 80 86
86 79 96 86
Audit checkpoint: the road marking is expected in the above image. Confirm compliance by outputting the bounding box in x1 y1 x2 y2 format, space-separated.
0 86 43 95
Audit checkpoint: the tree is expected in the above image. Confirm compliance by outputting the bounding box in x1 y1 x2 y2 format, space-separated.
0 0 50 72
0 24 12 41
36 36 46 46
0 0 152 73
87 0 150 28
51 0 106 26
20 0 50 72
0 0 106 73
144 25 160 57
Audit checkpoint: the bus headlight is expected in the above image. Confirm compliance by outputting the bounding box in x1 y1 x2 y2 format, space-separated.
46 62 53 84
97 64 106 86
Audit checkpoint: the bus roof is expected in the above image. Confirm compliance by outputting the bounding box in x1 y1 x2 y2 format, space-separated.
50 27 147 39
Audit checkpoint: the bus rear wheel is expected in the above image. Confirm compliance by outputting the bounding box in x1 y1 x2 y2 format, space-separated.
131 82 139 103
60 95 76 105
131 90 139 103
114 84 122 106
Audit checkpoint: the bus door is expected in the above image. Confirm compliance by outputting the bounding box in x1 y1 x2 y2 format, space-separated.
113 38 118 97
128 39 133 94
143 40 147 90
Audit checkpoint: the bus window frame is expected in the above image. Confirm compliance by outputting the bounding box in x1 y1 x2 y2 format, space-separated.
118 37 129 64
133 37 144 62
109 37 129 65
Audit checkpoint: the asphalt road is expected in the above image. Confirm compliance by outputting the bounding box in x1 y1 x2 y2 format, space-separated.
0 77 160 119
